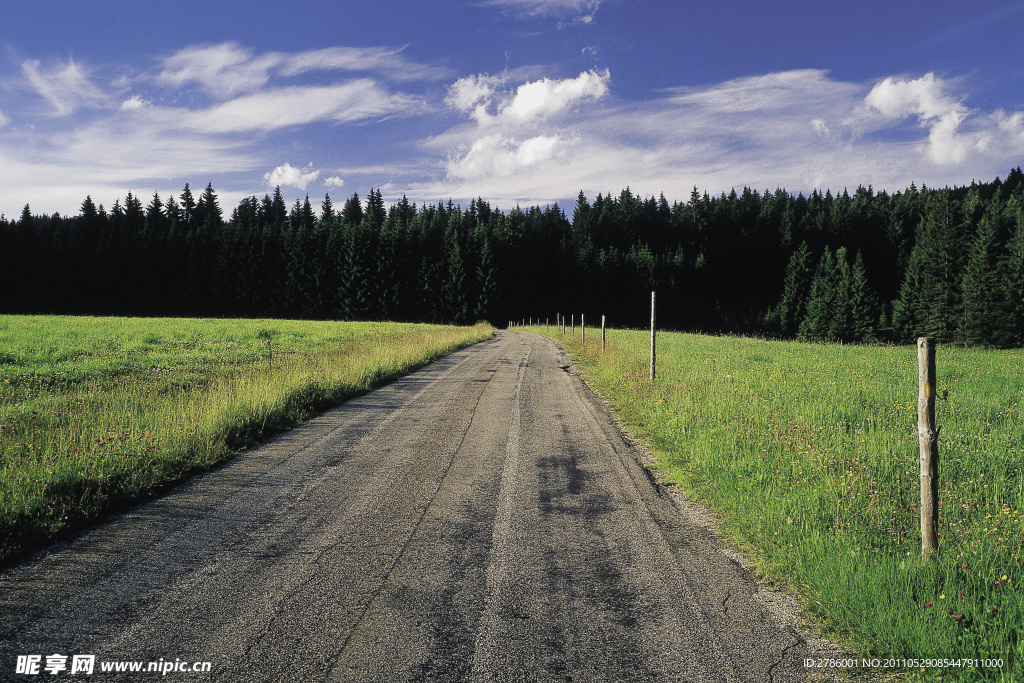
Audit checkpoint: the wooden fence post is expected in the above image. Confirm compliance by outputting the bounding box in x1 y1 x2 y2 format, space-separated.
918 337 940 561
649 291 656 381
571 314 575 338
601 315 606 353
581 314 585 345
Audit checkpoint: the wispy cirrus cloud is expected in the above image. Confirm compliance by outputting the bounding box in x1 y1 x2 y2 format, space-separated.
21 58 110 116
157 42 449 99
183 81 425 134
481 0 602 24
0 41 439 215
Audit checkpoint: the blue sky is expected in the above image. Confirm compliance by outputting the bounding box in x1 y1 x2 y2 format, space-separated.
2 0 1024 217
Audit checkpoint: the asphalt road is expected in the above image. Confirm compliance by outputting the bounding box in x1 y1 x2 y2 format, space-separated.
1 330 834 682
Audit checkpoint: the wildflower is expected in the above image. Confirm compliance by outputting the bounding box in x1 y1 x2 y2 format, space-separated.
939 594 946 600
925 601 932 607
955 614 963 621
961 562 968 569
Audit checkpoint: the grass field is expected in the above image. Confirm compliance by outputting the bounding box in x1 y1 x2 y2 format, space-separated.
531 323 1022 680
0 315 493 567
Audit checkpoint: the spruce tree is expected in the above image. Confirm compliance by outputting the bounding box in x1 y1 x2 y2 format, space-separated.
775 241 813 336
798 249 837 342
961 211 1004 346
827 246 853 342
850 250 880 342
1000 205 1024 346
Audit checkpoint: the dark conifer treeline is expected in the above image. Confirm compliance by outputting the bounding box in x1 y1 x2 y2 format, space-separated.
2 168 1023 346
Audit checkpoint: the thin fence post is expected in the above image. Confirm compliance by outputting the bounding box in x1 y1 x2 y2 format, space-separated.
649 291 656 381
918 337 940 561
581 314 585 345
571 314 575 338
601 315 606 353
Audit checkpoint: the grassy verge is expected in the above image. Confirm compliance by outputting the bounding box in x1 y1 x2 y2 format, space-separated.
0 316 493 568
530 324 1021 680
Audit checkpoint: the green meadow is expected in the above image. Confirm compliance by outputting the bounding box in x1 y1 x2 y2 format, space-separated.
0 315 493 567
533 324 1022 680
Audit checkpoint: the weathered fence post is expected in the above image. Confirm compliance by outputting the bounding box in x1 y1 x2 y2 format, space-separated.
918 337 940 561
581 314 585 345
601 315 606 353
649 291 656 381
571 314 575 338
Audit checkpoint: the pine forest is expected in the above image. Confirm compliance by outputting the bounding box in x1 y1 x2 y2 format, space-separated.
3 166 1024 347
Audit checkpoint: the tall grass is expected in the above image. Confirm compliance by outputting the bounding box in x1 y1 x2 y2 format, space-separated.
0 316 493 567
533 325 1022 680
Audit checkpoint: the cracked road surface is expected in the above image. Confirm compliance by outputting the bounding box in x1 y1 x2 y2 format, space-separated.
1 330 822 681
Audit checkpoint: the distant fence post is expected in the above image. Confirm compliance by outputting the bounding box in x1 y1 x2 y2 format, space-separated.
601 315 606 353
571 314 575 338
918 337 940 561
649 291 656 381
581 314 585 345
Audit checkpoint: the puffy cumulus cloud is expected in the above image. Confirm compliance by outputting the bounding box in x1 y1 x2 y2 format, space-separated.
447 133 571 179
862 73 972 164
439 70 610 186
325 176 345 188
417 68 1024 208
120 95 149 111
21 58 109 116
445 69 609 127
264 162 320 190
501 70 609 124
445 73 507 120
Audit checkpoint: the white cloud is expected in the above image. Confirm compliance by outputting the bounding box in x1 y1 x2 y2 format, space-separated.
862 73 972 164
120 95 148 111
158 43 277 98
446 73 507 120
500 70 609 124
447 132 571 179
325 176 345 188
264 163 320 190
277 46 449 81
483 0 601 22
183 81 423 133
438 70 610 190
0 109 9 128
158 42 448 100
21 58 109 116
445 69 610 127
416 68 1024 208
